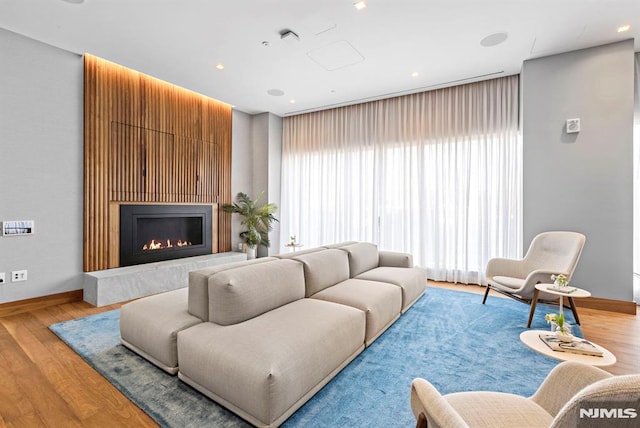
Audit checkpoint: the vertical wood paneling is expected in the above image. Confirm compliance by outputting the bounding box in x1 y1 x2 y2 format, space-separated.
84 54 232 271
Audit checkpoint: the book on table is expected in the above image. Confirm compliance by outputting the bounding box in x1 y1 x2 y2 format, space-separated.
547 286 578 294
538 334 604 357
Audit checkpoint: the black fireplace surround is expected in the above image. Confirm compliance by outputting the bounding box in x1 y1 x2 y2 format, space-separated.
119 204 212 267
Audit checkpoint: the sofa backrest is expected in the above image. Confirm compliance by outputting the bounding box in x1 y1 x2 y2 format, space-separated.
322 241 359 249
340 242 380 277
188 257 277 321
274 247 325 259
208 259 305 326
293 249 350 297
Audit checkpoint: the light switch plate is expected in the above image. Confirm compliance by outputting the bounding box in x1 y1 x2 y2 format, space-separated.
566 118 580 133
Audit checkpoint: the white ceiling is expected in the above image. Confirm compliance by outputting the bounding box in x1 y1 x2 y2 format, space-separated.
1 0 638 116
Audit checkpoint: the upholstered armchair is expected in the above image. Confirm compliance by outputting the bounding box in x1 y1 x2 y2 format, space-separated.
482 231 586 327
410 361 640 428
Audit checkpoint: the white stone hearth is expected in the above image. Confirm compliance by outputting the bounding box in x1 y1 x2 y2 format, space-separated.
84 252 247 307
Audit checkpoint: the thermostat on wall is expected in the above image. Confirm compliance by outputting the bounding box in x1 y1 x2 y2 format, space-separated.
566 118 580 133
2 220 35 236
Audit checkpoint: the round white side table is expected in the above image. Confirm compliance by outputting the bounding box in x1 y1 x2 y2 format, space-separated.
527 283 591 327
285 243 303 252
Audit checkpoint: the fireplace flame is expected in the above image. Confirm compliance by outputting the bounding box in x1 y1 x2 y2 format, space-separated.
142 239 192 251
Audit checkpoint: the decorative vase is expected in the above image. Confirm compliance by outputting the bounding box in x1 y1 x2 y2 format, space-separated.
555 330 574 342
552 323 573 342
246 245 257 260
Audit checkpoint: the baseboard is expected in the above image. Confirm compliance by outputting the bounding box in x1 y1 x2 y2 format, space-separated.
573 296 637 315
0 289 83 318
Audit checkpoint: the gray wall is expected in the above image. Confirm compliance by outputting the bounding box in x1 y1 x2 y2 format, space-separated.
230 110 253 252
250 112 283 257
0 29 84 303
522 40 635 301
221 110 285 257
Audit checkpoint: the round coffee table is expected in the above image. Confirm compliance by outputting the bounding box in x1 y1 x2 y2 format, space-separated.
520 330 616 366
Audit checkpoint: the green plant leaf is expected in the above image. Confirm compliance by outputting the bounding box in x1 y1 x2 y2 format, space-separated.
223 192 278 247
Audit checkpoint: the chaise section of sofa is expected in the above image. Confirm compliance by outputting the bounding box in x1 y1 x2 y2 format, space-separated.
120 288 202 374
340 242 427 312
177 259 366 427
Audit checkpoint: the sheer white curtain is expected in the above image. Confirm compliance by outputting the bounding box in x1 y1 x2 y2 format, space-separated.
633 52 639 303
281 75 521 284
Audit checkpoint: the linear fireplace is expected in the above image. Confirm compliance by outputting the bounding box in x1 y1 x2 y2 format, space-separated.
119 204 213 267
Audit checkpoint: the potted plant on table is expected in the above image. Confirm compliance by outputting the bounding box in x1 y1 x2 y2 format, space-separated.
551 273 568 288
222 192 278 259
545 312 573 342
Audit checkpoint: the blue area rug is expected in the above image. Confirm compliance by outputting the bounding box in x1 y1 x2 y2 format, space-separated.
49 287 579 427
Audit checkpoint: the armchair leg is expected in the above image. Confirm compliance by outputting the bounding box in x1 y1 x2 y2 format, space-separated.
482 284 491 304
568 297 581 325
527 288 540 328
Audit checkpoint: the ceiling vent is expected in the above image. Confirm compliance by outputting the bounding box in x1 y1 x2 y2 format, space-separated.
280 29 300 43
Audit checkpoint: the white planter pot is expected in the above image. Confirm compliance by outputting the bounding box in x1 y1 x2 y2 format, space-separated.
246 245 257 260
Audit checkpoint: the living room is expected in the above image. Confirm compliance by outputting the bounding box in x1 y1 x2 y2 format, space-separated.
0 1 639 427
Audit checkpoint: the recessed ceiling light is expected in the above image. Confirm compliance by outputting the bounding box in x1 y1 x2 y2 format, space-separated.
289 99 296 104
354 1 366 11
617 24 631 33
411 71 419 77
215 63 225 70
480 32 508 47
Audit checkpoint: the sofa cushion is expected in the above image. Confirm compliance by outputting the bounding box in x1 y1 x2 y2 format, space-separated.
491 275 525 290
379 250 414 268
208 259 305 325
356 267 426 313
293 249 350 297
188 257 277 321
120 288 202 374
311 278 402 345
341 242 380 277
177 298 366 427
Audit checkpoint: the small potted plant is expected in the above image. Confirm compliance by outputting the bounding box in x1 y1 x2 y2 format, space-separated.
222 192 278 259
551 273 568 288
545 312 573 342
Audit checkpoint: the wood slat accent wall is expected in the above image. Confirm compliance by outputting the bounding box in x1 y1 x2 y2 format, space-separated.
84 54 232 272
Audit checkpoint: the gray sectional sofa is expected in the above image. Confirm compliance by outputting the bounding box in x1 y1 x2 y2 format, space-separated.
120 242 426 427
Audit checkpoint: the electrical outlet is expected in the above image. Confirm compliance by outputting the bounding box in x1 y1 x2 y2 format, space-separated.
0 273 5 284
11 270 27 282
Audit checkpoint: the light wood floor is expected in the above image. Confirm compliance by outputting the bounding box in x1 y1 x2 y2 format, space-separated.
0 282 637 427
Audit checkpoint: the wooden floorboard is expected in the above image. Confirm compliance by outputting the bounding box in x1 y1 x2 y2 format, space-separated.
0 282 636 426
0 301 156 428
